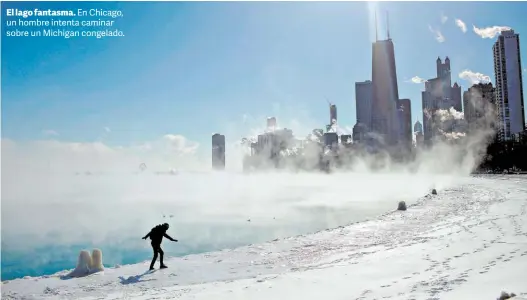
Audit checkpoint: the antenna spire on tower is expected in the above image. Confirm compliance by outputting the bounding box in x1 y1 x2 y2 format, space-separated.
374 11 378 41
386 10 390 40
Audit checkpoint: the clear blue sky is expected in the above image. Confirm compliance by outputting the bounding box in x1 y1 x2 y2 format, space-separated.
2 1 527 153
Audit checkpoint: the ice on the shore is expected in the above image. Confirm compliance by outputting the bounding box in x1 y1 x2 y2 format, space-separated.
2 176 527 299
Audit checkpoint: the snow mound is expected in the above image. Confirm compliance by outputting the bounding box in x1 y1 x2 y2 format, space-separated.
64 249 104 278
66 250 92 278
498 291 518 300
90 249 104 272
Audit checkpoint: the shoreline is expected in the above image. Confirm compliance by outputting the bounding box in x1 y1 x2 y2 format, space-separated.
4 176 526 299
3 171 447 282
1 191 419 282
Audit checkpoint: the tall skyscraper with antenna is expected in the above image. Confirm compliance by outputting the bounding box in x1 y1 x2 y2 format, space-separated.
370 11 401 145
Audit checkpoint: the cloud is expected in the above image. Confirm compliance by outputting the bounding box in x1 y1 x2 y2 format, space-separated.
104 127 111 133
2 134 205 176
162 134 200 155
458 70 492 85
428 25 445 43
435 31 446 43
472 25 511 39
407 76 428 84
455 19 467 33
42 129 59 136
441 12 448 24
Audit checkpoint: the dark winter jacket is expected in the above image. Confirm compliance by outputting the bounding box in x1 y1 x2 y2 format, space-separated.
143 224 175 245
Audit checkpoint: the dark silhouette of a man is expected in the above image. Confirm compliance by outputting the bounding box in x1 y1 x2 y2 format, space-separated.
142 223 178 270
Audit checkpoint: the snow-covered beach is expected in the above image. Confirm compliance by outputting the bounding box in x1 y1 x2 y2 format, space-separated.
3 175 527 300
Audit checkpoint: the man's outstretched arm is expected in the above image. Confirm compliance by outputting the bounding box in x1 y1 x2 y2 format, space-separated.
164 233 178 242
142 231 151 240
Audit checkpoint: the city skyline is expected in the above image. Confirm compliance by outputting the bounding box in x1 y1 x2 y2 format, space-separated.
2 1 527 161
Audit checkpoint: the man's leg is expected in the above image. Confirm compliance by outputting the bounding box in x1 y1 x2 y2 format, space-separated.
150 244 159 270
159 247 167 268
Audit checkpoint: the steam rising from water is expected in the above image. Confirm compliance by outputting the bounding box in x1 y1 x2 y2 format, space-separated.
1 100 496 279
436 107 464 122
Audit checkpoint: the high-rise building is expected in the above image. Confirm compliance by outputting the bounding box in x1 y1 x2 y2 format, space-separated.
267 117 277 130
212 134 226 170
493 29 526 141
451 82 462 112
437 57 451 81
414 121 424 148
436 57 452 103
422 57 463 143
352 123 368 143
371 37 400 145
422 78 442 142
398 98 412 147
463 83 496 132
340 134 352 146
355 80 373 129
323 132 338 149
414 120 423 134
330 104 337 124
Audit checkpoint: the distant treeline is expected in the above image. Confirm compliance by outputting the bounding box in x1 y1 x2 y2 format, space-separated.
477 136 527 173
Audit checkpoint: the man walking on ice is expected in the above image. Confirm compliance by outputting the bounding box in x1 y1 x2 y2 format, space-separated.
142 223 178 270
